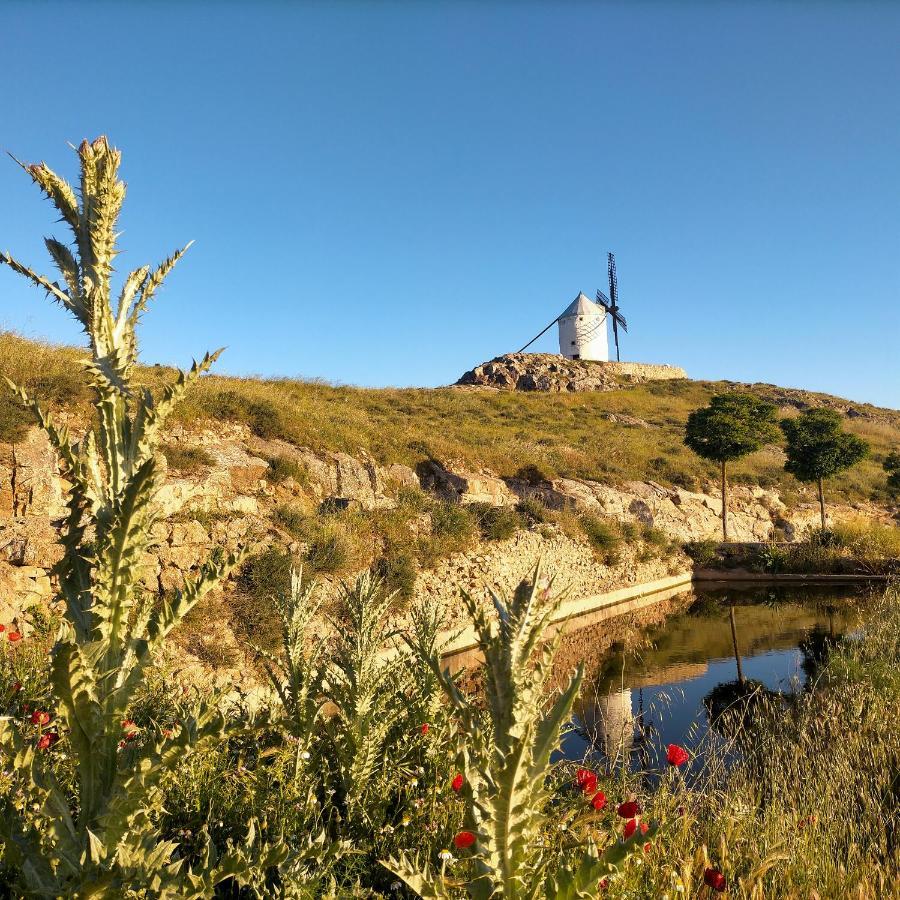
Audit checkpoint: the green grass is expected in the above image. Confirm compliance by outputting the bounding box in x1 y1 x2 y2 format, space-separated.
3 332 896 506
160 443 214 474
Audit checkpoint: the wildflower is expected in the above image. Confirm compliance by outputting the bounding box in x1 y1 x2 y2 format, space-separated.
453 830 476 850
7 631 22 643
30 710 51 726
37 732 59 751
666 743 689 767
640 821 649 834
438 849 453 861
643 842 651 852
300 750 311 760
12 681 22 693
0 624 4 632
576 767 598 794
599 878 609 891
703 868 726 892
590 790 607 811
451 772 464 792
617 800 640 818
162 728 173 738
623 818 637 839
122 719 138 739
420 723 429 735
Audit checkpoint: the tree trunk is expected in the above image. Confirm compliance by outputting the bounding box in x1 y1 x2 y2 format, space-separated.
817 477 827 530
729 605 745 686
720 459 728 542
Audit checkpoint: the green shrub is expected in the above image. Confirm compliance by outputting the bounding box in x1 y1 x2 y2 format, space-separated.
642 524 669 547
372 550 418 600
275 504 307 536
514 463 551 484
161 442 215 474
471 503 523 541
267 453 308 485
620 520 642 542
203 389 288 440
430 502 476 543
683 538 721 568
516 496 550 525
580 513 623 564
304 525 349 574
238 546 294 601
0 396 34 443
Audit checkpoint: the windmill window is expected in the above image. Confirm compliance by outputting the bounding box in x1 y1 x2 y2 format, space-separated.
571 340 576 346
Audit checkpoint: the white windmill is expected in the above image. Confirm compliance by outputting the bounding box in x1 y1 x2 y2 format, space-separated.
515 252 628 362
557 292 608 361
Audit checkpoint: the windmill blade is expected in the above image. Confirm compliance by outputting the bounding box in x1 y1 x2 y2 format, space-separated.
613 311 628 331
607 252 619 307
595 289 613 310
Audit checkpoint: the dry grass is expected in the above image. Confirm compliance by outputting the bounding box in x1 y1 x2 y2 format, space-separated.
2 331 898 506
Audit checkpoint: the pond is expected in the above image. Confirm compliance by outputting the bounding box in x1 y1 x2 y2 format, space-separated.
555 583 872 771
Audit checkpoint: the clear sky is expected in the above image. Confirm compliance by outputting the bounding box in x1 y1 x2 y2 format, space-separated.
1 2 898 408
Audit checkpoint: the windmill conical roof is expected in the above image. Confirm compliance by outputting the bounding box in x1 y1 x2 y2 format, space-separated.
559 292 601 319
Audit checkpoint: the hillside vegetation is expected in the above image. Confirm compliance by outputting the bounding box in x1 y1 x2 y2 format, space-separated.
1 331 897 509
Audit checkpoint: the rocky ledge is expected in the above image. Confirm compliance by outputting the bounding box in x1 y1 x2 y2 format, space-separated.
456 353 687 392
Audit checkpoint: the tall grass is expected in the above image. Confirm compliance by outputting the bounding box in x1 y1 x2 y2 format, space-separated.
2 330 897 503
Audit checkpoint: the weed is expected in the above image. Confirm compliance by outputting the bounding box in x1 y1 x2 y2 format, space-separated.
161 442 215 474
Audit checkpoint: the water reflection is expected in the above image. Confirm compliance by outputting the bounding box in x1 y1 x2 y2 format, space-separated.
559 584 868 768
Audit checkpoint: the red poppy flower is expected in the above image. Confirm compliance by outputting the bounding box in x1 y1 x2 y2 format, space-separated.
11 681 22 693
453 830 476 850
420 723 429 735
623 818 637 839
599 878 609 891
643 841 651 853
451 773 464 792
617 800 640 818
666 743 689 767
37 732 59 751
704 868 726 892
575 767 593 786
0 624 5 632
640 821 649 835
162 728 173 738
7 631 22 643
590 790 607 811
30 710 50 726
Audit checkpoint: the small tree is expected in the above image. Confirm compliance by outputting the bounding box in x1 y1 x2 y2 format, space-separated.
780 408 870 529
883 450 900 497
684 393 779 541
0 138 283 894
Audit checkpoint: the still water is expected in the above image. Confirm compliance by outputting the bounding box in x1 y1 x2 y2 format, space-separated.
556 584 870 769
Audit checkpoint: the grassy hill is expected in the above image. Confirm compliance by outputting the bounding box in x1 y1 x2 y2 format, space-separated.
1 330 897 510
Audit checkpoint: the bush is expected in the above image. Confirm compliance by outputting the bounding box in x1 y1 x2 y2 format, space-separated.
372 550 418 601
203 389 288 440
267 454 308 485
516 497 550 525
161 442 214 474
514 463 551 485
580 514 623 565
620 520 642 542
683 539 721 568
642 524 669 547
274 504 307 536
304 525 349 574
430 502 476 543
471 503 523 541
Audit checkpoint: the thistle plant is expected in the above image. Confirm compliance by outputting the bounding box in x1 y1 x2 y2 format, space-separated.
0 137 284 895
254 569 326 778
387 563 653 898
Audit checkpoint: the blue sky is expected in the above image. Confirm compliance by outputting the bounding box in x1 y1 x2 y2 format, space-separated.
1 3 898 408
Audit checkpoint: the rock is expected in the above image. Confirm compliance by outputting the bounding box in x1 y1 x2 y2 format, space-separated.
456 353 686 393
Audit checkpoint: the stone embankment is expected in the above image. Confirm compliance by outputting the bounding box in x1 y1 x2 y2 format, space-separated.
456 353 687 392
1 419 879 637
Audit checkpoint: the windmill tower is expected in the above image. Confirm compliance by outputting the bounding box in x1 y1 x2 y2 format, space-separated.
557 293 608 361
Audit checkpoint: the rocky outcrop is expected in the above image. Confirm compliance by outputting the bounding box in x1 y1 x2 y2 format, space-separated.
456 353 686 393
